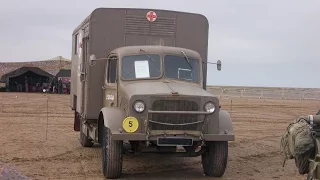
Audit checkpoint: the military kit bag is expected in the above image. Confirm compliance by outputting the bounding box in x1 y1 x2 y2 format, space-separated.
281 116 315 174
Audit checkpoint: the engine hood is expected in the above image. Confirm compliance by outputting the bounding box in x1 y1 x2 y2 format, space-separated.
121 81 213 98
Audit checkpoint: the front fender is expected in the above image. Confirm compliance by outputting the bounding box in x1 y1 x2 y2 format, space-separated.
203 110 235 141
100 107 126 134
218 110 234 135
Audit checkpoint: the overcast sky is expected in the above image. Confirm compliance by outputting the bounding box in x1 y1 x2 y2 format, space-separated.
0 0 319 88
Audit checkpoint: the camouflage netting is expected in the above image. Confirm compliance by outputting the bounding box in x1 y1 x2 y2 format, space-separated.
280 116 315 175
0 162 31 180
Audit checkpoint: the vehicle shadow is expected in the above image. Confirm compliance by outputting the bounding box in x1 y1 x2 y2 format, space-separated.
120 168 228 180
92 144 229 180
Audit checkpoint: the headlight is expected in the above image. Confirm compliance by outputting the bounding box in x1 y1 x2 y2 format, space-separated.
133 101 145 113
204 102 215 113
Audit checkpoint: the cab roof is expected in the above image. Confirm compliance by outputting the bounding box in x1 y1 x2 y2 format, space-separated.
110 45 202 60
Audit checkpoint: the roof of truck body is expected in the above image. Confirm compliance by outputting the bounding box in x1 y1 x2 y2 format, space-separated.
72 7 208 35
72 14 91 35
110 45 202 59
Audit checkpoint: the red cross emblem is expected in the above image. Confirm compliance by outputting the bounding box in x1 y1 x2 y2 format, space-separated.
146 11 157 22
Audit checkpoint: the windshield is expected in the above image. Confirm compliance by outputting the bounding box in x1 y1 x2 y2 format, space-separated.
121 54 161 80
164 55 200 83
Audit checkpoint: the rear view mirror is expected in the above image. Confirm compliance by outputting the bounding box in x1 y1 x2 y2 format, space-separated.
203 60 222 71
217 60 222 71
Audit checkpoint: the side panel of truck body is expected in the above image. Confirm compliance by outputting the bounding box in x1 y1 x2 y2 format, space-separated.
70 8 209 119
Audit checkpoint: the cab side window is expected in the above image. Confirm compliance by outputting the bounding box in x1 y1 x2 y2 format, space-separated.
107 56 117 83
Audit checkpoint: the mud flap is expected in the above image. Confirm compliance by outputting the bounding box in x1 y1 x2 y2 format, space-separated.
74 111 80 131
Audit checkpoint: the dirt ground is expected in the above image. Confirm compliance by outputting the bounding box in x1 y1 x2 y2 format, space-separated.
0 92 319 180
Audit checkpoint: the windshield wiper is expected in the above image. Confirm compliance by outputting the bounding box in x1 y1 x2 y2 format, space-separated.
139 48 160 74
139 49 155 63
181 51 193 70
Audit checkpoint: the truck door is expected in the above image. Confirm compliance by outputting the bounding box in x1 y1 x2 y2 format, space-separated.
80 36 89 114
103 54 118 107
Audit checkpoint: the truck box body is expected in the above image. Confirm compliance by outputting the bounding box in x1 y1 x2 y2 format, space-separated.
71 8 209 119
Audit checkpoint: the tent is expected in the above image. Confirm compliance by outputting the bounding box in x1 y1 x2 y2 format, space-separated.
54 69 71 94
1 66 54 92
55 69 71 78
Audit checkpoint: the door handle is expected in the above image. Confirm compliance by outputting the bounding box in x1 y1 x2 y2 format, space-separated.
102 86 106 89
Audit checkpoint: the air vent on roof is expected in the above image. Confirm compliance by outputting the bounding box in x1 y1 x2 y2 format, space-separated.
125 15 176 36
125 15 150 35
150 17 176 36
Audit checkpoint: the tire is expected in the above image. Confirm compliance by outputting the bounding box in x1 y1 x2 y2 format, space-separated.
102 126 123 179
201 141 228 177
79 119 94 147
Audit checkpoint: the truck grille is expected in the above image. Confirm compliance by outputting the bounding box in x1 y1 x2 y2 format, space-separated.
149 100 201 130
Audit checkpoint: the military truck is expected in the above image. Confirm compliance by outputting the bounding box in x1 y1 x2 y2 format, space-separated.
70 7 235 179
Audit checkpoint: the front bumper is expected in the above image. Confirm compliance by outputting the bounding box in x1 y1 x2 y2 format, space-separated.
111 133 235 141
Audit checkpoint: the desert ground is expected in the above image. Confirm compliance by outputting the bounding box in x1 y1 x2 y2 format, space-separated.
0 91 319 180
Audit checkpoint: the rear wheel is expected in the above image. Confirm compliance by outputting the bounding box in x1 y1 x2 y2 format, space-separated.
201 141 228 177
79 118 94 147
102 126 123 179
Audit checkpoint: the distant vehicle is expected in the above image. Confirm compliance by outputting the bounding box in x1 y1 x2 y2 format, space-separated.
70 7 234 179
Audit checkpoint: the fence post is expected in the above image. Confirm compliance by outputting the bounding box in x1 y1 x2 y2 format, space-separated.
230 99 233 118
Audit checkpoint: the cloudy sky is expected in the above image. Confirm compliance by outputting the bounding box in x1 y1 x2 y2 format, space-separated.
0 0 319 88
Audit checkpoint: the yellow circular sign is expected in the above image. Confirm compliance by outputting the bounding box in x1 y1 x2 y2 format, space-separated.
122 117 139 133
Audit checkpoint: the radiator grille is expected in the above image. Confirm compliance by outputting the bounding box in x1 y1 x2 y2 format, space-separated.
125 15 176 36
150 100 201 130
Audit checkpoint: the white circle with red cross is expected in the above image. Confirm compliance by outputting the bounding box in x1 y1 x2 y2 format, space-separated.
146 11 157 22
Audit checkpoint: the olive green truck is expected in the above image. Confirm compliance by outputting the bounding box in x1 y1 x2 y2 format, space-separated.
70 7 235 179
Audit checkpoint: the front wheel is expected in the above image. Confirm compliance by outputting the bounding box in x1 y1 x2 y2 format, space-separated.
201 141 228 177
102 126 123 179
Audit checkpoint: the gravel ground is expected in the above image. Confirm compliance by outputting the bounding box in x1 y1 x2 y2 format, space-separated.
0 92 319 180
